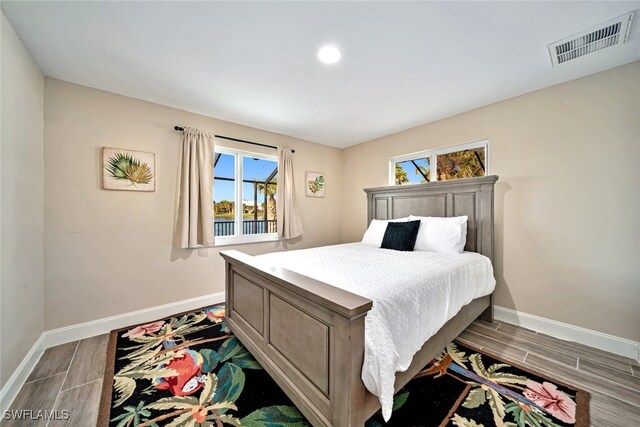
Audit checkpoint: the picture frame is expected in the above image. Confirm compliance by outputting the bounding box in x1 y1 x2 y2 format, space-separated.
305 171 325 197
102 147 156 192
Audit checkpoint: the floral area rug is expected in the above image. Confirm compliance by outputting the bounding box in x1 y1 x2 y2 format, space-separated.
98 305 589 427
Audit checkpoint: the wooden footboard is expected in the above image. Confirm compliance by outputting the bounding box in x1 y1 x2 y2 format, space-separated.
221 250 373 426
221 250 492 426
221 176 497 426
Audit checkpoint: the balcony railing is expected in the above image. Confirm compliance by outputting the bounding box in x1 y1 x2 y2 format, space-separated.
214 220 277 237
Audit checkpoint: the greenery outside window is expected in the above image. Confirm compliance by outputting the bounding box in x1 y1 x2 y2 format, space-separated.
390 140 488 185
213 146 278 245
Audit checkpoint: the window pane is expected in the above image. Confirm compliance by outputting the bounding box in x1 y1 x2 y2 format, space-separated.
213 152 236 237
395 158 430 185
436 147 485 181
242 156 278 235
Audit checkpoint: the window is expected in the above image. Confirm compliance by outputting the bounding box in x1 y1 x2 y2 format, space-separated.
213 146 278 244
394 157 431 185
390 140 488 185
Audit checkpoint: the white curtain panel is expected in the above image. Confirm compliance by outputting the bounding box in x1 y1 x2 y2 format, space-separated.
174 127 215 248
276 148 304 239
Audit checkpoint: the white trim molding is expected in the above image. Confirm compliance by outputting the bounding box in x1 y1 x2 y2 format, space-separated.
0 333 46 414
494 306 640 361
44 292 225 348
1 292 226 413
4 297 636 414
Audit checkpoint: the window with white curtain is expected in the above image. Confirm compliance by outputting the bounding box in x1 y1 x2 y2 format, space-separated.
213 146 278 244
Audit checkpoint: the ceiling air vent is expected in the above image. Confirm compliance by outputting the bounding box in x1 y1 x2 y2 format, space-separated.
547 12 634 66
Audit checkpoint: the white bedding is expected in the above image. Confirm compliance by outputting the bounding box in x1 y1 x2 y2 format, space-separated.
254 243 495 421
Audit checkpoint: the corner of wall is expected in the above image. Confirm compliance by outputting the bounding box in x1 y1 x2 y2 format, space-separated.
0 9 46 397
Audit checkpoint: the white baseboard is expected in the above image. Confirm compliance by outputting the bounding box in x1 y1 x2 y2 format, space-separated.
0 333 46 414
1 293 224 413
4 297 635 414
494 306 640 361
44 292 225 348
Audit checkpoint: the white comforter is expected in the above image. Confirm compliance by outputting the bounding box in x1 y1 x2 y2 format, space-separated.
254 243 495 421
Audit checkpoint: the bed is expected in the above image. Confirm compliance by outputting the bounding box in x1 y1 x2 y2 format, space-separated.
220 175 498 426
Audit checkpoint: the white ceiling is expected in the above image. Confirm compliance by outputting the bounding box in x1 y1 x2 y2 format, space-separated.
3 1 640 148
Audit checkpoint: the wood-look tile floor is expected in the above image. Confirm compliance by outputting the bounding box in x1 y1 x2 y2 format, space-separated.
3 321 638 426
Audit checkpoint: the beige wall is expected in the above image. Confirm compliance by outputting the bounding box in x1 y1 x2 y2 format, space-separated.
0 12 45 388
340 61 640 342
43 78 343 330
342 62 640 341
39 59 640 342
1 10 635 388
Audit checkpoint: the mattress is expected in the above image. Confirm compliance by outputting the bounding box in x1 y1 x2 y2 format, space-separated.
254 242 496 421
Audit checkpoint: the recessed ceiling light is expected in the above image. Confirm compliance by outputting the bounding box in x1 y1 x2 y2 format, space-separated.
317 45 341 64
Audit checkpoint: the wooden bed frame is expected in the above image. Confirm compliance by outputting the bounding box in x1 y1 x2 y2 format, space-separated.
220 175 498 426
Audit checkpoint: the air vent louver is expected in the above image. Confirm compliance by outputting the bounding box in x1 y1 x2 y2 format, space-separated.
548 12 634 66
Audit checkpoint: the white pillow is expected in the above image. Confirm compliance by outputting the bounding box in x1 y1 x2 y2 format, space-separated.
409 215 468 253
361 217 409 246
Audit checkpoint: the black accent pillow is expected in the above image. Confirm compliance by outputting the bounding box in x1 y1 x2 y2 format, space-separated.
380 220 421 251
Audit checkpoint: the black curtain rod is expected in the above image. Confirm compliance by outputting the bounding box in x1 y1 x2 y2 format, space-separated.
174 126 294 153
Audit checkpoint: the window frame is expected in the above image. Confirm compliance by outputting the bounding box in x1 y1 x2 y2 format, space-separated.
214 145 279 246
389 139 489 186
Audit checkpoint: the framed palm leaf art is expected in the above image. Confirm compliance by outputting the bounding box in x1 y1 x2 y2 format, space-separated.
305 171 325 197
103 147 156 191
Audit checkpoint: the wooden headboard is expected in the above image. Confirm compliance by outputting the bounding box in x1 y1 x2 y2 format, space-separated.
364 175 498 261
